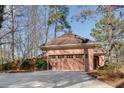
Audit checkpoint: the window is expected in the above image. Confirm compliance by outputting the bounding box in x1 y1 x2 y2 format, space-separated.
50 55 56 59
58 55 64 59
75 54 83 58
66 55 73 58
49 54 86 59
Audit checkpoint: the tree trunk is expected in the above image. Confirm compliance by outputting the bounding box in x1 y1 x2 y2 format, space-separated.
108 47 112 63
108 29 112 63
44 7 49 44
54 22 57 38
45 27 49 44
107 12 113 63
54 7 57 39
11 5 15 62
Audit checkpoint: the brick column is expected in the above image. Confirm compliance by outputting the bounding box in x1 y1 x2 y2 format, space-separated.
99 55 105 66
84 49 94 71
84 49 89 71
88 49 94 71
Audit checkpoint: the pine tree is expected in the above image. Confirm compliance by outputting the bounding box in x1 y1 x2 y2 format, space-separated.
90 14 124 63
48 5 71 38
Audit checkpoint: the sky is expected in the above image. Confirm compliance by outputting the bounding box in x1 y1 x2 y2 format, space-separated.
66 5 100 40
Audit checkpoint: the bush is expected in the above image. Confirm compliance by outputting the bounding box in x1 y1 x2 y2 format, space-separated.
21 59 29 67
20 59 31 70
35 58 47 70
0 63 11 71
116 70 124 78
0 64 3 71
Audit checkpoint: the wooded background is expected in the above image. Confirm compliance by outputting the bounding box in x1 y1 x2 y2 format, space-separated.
0 5 124 70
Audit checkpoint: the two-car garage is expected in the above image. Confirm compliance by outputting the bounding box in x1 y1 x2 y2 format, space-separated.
48 54 85 71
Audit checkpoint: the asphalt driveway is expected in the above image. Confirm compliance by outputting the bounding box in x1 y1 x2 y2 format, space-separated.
0 71 112 88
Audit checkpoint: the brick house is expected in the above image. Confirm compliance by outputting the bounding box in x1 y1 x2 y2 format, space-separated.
41 32 105 72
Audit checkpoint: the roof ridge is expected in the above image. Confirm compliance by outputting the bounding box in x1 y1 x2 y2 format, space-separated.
44 32 90 46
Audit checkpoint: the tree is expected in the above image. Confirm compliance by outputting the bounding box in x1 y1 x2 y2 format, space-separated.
25 5 46 57
10 6 15 61
44 6 49 44
48 5 71 38
0 5 16 62
0 6 52 70
0 5 28 62
90 14 124 63
74 5 124 63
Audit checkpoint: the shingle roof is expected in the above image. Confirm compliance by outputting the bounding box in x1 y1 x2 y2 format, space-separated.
45 32 90 46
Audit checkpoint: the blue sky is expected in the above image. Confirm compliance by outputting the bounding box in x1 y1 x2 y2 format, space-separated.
67 5 99 40
49 5 103 40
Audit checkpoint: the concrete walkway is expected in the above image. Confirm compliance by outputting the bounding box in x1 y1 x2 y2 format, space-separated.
0 71 112 88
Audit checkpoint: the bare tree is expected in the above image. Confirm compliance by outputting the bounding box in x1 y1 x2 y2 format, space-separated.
10 6 15 61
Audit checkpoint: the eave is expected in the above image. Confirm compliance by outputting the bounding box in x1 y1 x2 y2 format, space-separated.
94 53 105 56
40 43 99 50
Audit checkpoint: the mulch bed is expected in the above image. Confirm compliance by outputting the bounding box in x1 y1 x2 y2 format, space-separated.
0 70 35 73
0 69 47 73
88 71 124 88
6 70 32 73
116 82 124 88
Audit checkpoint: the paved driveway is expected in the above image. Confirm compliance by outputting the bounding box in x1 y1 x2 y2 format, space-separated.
0 71 112 88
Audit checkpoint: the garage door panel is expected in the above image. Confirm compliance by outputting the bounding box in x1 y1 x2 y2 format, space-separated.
49 54 84 71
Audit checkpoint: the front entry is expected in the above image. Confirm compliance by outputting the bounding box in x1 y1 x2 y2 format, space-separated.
93 56 99 69
48 54 84 71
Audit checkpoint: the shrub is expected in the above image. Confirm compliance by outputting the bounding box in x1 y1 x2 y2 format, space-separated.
20 59 31 70
35 58 47 70
0 64 3 71
0 63 11 71
116 70 124 78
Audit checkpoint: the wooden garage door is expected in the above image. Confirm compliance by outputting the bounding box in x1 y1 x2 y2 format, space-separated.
49 54 84 71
